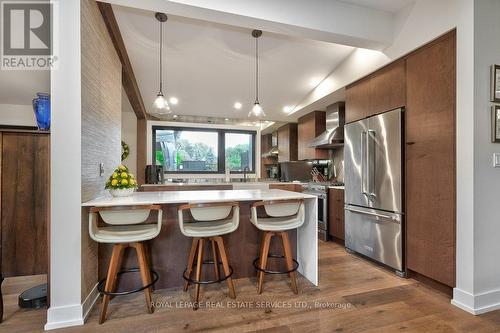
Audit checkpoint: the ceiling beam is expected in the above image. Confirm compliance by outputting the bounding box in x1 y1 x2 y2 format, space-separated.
99 0 395 50
97 2 151 120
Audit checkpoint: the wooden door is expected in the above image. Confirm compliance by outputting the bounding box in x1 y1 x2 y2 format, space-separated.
405 31 456 287
370 60 406 114
328 188 345 240
346 78 371 123
1 132 49 277
277 124 298 162
297 111 329 160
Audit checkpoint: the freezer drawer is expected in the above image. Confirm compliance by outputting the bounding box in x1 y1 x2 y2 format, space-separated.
345 205 403 271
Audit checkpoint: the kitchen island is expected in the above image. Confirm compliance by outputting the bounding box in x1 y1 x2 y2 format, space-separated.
82 189 318 289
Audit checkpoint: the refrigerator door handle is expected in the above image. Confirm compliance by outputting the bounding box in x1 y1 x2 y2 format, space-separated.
367 129 377 199
345 206 401 223
361 131 368 197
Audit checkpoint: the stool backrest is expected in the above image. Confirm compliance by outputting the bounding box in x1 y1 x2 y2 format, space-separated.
90 205 161 225
251 199 305 229
178 201 239 236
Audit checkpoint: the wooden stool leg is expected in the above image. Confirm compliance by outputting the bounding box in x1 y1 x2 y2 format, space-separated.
135 242 154 314
184 238 199 291
214 236 236 299
100 243 125 324
280 231 298 294
211 239 220 281
258 232 272 294
194 238 205 310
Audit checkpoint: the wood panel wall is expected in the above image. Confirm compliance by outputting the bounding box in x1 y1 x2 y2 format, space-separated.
81 0 122 301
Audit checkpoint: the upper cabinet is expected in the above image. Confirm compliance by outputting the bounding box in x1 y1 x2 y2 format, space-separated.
345 60 406 123
277 123 298 162
298 111 329 160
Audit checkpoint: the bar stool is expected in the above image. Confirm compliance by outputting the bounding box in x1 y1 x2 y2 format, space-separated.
89 205 163 324
178 201 239 310
250 199 305 294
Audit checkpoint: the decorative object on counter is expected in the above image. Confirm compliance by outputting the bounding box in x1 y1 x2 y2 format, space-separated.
151 12 171 115
121 140 129 161
32 92 50 130
105 164 138 197
248 30 266 118
491 65 500 102
492 105 500 142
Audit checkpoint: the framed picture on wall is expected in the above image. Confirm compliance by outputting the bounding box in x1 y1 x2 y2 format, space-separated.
491 65 500 102
492 105 500 142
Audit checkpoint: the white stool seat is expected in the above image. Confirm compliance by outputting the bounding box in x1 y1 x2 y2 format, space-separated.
92 224 160 243
250 200 305 231
89 206 163 244
182 219 238 237
178 202 239 238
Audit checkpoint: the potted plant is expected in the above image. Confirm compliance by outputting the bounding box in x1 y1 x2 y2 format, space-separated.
105 164 138 197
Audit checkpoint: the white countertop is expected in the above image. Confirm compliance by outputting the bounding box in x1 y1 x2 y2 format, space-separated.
329 185 345 190
141 181 304 187
82 189 316 207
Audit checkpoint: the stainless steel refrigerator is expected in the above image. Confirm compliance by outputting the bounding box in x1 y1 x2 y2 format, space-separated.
344 108 404 275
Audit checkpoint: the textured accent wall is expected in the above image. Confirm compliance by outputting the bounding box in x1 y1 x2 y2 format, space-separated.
81 0 121 301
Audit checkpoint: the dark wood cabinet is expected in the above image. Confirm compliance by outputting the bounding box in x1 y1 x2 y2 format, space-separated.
297 111 329 160
269 183 303 192
261 133 277 174
405 32 456 287
0 131 49 277
277 123 298 162
345 61 406 123
328 188 344 241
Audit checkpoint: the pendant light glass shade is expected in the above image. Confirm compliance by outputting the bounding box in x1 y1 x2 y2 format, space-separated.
248 30 265 118
152 13 171 115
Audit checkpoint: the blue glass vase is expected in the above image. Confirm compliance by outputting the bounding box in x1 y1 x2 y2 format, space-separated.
32 92 51 130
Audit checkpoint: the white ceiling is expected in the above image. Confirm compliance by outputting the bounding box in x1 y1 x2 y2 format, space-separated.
341 0 415 13
113 5 354 122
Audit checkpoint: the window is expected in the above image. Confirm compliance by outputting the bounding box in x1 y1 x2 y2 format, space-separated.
225 132 254 172
152 126 256 174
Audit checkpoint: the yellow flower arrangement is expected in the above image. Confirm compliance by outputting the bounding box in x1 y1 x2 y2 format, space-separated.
105 164 138 190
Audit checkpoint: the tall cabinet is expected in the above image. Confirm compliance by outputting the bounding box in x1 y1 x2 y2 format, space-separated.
0 130 49 277
405 32 456 287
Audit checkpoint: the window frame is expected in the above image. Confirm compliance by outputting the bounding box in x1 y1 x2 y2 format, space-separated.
152 125 256 174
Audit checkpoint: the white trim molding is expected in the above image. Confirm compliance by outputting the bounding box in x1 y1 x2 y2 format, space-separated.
45 304 84 330
452 288 500 315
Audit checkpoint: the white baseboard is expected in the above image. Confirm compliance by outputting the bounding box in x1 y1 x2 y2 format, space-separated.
82 283 100 321
452 287 500 315
44 303 84 330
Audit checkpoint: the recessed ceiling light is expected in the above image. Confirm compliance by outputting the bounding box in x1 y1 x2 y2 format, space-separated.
234 102 242 110
172 114 178 118
169 97 179 105
283 106 293 113
225 118 229 121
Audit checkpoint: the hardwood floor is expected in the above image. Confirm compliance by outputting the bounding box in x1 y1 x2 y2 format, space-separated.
2 242 500 332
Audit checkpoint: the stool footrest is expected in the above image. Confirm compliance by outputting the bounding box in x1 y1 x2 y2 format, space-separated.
183 261 234 285
253 254 299 274
97 268 159 296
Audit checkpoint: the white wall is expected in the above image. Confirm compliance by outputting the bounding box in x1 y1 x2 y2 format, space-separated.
46 0 83 330
452 0 500 315
0 104 37 126
121 93 137 176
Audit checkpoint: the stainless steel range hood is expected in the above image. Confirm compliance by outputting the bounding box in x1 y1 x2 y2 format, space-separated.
309 102 345 148
262 131 279 157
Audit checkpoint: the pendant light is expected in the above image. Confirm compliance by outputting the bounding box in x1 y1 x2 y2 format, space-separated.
152 12 171 115
248 29 266 118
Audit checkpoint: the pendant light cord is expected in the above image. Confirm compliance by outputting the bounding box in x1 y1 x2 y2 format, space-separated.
255 36 259 103
159 19 163 94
